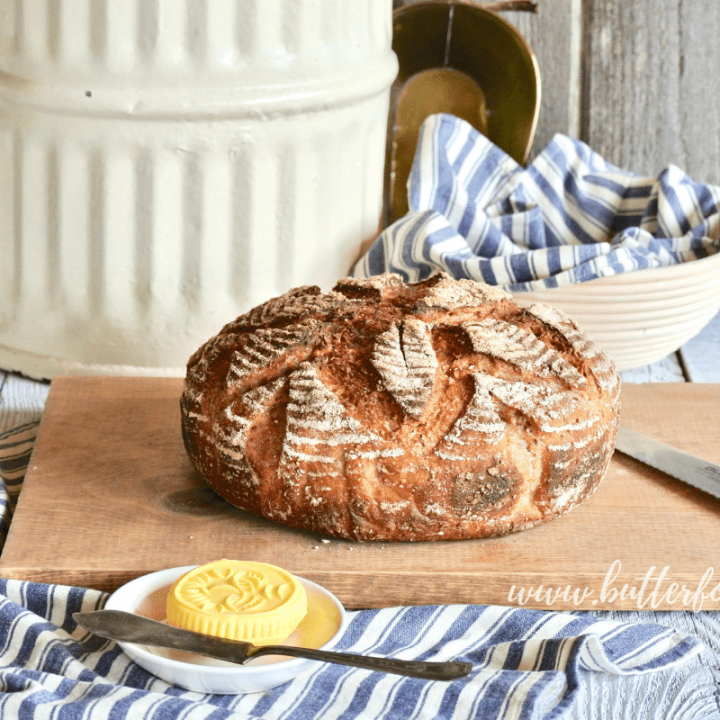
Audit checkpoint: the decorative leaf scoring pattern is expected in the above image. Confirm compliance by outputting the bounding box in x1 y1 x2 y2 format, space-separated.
225 327 308 387
476 373 600 437
464 319 587 388
526 304 619 395
411 274 509 312
435 372 603 461
217 313 604 474
371 318 438 418
435 374 506 461
242 380 285 416
185 333 245 417
233 287 338 327
278 363 396 482
212 378 284 475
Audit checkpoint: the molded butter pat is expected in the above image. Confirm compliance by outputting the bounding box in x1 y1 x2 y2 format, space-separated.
166 560 307 645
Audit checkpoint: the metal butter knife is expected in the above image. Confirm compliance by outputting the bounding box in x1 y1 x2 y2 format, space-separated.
74 610 471 681
614 425 720 501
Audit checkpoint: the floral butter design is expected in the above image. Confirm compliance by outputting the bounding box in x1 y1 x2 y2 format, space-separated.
179 566 296 614
166 560 308 644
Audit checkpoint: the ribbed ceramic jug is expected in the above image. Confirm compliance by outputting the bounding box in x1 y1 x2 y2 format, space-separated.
0 0 397 377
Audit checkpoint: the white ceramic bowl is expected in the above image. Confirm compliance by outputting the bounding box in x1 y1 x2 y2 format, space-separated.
512 252 720 372
105 566 348 695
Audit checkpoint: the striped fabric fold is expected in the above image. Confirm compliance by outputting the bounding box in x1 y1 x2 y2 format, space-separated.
0 579 702 720
0 422 40 547
352 114 720 291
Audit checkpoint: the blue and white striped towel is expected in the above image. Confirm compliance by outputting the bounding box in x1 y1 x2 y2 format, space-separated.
352 114 720 291
0 577 701 720
0 422 39 547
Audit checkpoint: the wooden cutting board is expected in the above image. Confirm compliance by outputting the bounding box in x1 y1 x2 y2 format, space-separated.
2 376 720 611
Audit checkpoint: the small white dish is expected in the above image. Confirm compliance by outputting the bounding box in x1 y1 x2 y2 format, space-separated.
104 565 348 695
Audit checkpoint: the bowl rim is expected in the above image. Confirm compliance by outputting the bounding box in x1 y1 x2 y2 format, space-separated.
105 565 348 677
511 250 720 295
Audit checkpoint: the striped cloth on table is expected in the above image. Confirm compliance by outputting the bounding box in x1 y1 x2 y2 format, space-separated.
0 578 702 720
352 114 720 291
0 422 39 547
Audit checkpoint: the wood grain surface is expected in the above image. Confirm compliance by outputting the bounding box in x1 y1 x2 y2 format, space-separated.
501 0 580 153
582 0 720 182
2 376 720 611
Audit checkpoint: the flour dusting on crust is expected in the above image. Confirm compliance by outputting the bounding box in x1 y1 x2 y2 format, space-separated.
464 319 587 387
230 286 340 328
413 274 510 311
180 273 620 542
226 328 309 387
371 318 438 418
435 374 505 460
526 303 619 397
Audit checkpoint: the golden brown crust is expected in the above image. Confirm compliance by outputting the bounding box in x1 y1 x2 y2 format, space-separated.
181 273 620 541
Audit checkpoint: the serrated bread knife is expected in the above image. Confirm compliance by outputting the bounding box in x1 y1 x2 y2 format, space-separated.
614 426 720 501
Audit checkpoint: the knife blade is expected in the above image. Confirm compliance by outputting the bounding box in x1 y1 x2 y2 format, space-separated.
75 610 259 662
614 425 720 501
73 610 471 681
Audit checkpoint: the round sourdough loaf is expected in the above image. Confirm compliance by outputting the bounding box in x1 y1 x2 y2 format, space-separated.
181 273 620 541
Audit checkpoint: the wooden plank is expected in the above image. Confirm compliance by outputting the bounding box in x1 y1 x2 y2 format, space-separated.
673 0 720 184
501 0 580 155
679 310 720 382
3 377 720 612
583 0 720 183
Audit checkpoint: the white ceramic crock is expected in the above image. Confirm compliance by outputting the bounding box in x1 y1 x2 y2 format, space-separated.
0 0 397 378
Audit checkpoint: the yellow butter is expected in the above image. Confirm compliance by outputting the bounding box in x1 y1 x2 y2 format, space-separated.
166 560 307 645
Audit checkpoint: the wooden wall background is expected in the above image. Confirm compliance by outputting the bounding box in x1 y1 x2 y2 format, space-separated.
395 0 720 182
394 0 720 382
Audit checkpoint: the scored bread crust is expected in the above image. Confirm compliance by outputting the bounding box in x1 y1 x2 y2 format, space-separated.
181 273 620 542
